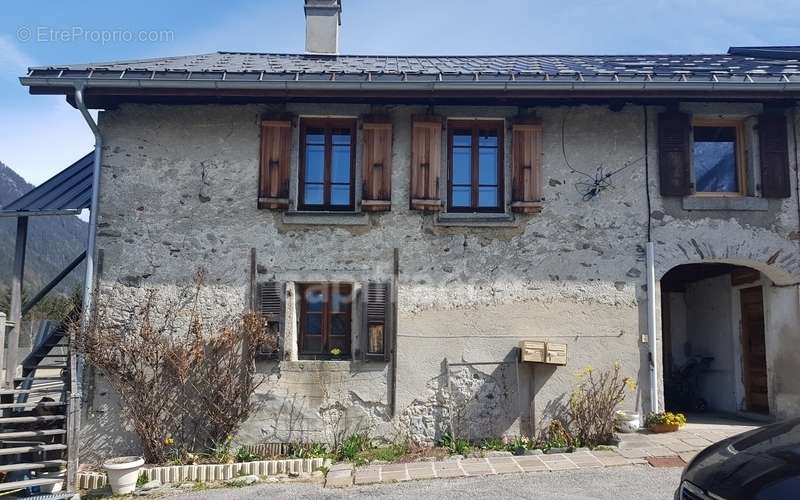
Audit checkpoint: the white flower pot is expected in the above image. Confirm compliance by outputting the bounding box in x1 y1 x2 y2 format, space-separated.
103 456 145 495
614 411 640 433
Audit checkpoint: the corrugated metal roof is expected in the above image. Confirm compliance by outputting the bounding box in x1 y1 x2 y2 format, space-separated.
0 152 93 217
20 47 800 87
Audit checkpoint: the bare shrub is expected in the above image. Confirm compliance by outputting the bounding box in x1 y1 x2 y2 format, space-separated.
568 363 635 447
75 270 269 463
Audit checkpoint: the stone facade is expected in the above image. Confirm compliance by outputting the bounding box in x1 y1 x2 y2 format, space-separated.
81 101 800 460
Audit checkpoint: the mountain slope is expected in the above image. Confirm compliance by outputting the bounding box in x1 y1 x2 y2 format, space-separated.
0 161 87 295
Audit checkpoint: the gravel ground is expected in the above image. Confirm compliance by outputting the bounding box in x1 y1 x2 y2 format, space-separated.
165 465 682 500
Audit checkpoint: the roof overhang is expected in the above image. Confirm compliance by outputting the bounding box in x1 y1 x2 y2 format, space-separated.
0 151 93 217
21 76 800 108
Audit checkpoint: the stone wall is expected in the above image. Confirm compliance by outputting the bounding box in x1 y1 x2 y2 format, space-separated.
81 101 800 460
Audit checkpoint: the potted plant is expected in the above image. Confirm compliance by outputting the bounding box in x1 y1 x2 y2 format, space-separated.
645 412 686 433
103 456 145 495
614 410 641 433
329 347 342 359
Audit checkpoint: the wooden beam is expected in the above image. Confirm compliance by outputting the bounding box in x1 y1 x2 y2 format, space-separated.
6 217 27 389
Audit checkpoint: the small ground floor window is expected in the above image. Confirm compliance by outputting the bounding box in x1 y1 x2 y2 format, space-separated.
299 283 352 358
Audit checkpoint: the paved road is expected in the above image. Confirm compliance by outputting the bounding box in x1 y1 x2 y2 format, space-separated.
168 465 682 500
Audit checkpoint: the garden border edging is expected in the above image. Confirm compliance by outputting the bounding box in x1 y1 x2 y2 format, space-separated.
77 457 331 490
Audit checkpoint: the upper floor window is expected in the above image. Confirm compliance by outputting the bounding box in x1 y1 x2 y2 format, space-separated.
447 120 504 213
692 118 746 195
299 118 356 211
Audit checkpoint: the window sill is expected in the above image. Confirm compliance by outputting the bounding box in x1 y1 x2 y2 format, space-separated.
434 212 518 227
282 211 369 226
682 196 768 212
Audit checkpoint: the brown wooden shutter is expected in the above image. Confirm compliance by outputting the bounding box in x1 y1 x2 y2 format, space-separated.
361 282 390 361
258 119 292 209
658 111 692 196
511 120 544 213
410 115 443 211
256 281 285 359
758 111 791 198
362 117 393 211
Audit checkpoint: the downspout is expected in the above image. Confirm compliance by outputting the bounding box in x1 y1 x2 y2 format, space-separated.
69 85 102 492
646 242 659 414
643 105 659 414
75 85 102 322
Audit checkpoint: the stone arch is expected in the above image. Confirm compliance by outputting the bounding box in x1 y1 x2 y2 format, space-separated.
653 230 800 286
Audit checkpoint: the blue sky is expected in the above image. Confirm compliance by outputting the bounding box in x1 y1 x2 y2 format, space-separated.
1 0 799 186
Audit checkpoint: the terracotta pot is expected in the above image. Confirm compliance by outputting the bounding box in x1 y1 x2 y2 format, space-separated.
650 423 680 433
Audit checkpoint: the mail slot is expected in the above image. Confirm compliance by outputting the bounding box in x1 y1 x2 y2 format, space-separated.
519 340 567 366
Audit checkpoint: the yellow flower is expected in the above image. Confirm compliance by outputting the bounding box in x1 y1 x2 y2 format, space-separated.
164 436 175 446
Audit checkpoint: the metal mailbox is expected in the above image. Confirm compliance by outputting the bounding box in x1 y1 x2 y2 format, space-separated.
519 340 567 366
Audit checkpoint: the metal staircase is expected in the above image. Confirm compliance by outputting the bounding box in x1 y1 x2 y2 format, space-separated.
0 320 72 496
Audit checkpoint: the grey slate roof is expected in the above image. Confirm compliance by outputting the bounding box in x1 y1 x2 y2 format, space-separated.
0 152 93 217
21 47 800 86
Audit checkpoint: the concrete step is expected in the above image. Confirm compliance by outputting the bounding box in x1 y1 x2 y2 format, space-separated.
0 429 66 440
0 388 64 396
0 460 66 473
0 401 65 410
0 443 67 457
0 415 65 424
0 477 64 492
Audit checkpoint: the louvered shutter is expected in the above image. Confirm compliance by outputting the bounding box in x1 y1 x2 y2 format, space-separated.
511 120 544 213
658 112 692 196
758 112 791 198
362 117 393 211
258 119 292 209
410 115 443 211
256 281 285 359
361 282 390 361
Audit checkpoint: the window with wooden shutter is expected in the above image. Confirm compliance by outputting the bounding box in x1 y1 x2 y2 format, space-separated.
361 282 390 361
758 111 791 198
258 119 292 209
511 120 544 213
410 115 443 211
658 111 692 196
362 117 393 211
256 281 284 358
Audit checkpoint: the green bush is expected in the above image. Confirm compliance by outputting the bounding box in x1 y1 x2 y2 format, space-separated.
437 432 471 456
336 432 372 462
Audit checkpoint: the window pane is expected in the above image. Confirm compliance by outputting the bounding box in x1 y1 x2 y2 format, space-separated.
305 314 322 334
305 130 324 144
304 143 324 183
478 187 498 207
303 335 322 353
479 148 498 185
331 184 350 206
305 288 325 312
331 144 351 183
304 184 324 205
452 186 471 207
332 131 351 145
453 146 471 185
331 314 349 335
331 288 352 313
479 132 497 147
453 132 471 147
693 126 737 192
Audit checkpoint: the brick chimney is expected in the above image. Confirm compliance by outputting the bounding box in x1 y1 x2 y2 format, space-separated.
304 0 341 55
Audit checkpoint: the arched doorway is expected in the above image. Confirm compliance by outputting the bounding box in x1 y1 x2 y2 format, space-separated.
660 263 768 416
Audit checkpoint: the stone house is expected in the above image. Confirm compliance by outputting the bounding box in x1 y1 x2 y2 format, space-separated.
19 1 800 458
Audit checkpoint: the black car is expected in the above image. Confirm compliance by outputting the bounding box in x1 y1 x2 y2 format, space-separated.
677 418 800 499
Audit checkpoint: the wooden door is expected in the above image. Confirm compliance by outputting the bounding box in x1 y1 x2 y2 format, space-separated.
740 286 768 413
